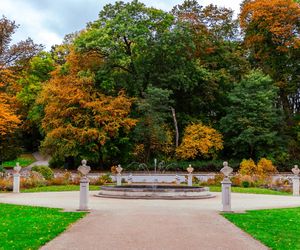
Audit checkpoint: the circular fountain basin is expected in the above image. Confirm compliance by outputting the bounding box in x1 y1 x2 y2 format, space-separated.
96 185 215 200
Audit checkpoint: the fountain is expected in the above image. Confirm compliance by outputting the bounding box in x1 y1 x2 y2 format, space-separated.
96 159 214 200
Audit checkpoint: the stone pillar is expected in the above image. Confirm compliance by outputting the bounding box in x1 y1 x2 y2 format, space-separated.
127 173 133 185
187 164 194 187
292 165 300 196
175 175 180 185
13 163 21 193
220 161 233 212
221 178 232 212
78 160 91 211
116 164 123 186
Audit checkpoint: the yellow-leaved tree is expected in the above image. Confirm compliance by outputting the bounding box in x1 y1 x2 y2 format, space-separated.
38 49 137 166
0 83 20 136
176 123 223 160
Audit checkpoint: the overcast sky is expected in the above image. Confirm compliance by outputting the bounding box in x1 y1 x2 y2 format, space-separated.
0 0 242 50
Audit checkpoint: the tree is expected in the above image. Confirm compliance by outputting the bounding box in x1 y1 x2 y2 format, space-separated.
220 70 283 159
0 16 42 161
0 16 42 71
38 50 137 167
132 86 174 162
16 52 55 151
176 122 223 160
75 0 174 96
170 0 249 123
240 0 300 119
0 83 20 136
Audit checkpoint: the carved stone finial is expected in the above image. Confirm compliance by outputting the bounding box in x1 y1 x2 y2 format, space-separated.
187 164 194 174
292 165 300 175
14 162 21 174
116 164 123 174
78 159 91 176
220 161 233 178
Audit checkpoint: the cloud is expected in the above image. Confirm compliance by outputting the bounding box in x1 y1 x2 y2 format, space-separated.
0 0 242 50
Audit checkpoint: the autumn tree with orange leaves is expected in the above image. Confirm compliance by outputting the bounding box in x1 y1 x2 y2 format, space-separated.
240 0 300 118
0 83 20 137
0 16 41 162
38 50 137 166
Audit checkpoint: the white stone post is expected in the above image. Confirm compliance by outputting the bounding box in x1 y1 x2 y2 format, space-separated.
292 165 300 196
187 164 194 187
78 160 91 211
175 175 180 185
220 161 233 212
116 164 123 186
127 173 133 185
13 163 21 193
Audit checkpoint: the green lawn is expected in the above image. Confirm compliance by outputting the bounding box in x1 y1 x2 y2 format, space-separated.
0 203 86 250
209 186 291 195
223 207 300 250
3 154 36 168
22 185 100 193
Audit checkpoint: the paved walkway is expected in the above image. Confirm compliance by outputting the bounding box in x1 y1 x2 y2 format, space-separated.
1 192 300 250
25 152 50 170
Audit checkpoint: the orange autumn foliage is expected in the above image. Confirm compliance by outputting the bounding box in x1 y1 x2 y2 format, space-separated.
0 83 20 136
240 0 300 54
176 123 223 160
38 49 137 159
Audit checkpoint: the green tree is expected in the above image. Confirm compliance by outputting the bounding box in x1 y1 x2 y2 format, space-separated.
132 86 174 162
17 52 55 151
75 0 174 96
220 70 284 159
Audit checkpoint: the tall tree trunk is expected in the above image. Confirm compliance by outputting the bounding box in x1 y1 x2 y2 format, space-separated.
170 107 179 148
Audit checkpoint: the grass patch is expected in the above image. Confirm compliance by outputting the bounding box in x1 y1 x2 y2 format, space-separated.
3 154 36 168
208 186 291 195
0 203 86 250
22 185 100 193
223 207 300 250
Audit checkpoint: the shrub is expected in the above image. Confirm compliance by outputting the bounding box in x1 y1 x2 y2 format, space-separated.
48 171 71 185
205 173 224 186
32 165 54 180
231 174 242 187
176 123 223 160
0 165 5 173
257 158 277 177
242 181 250 188
0 178 12 191
239 159 257 176
111 166 117 174
92 173 113 185
21 171 46 189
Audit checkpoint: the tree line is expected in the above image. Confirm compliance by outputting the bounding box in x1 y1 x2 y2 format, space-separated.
0 0 299 170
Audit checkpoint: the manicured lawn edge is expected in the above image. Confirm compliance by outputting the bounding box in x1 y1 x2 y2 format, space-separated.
21 185 100 193
223 207 300 250
208 186 291 195
3 154 36 168
0 203 87 250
